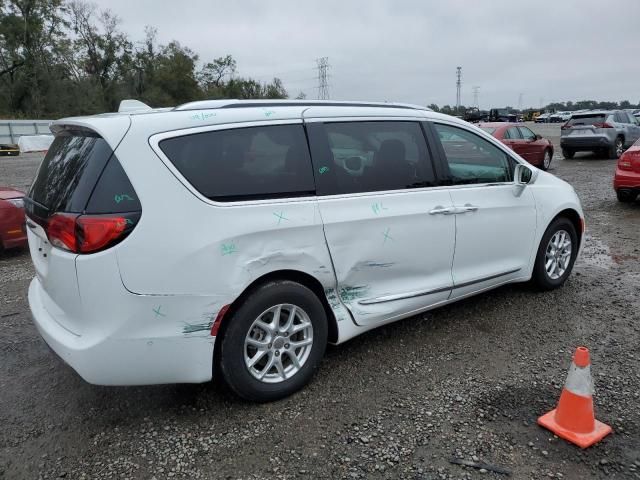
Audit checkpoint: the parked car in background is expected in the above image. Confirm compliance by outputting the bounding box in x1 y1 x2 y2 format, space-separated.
489 108 517 122
560 110 640 159
535 113 551 123
0 144 20 156
614 137 640 202
479 122 554 170
0 187 27 250
24 99 584 402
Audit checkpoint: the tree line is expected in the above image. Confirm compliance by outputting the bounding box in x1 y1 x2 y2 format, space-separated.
428 99 640 116
0 0 288 119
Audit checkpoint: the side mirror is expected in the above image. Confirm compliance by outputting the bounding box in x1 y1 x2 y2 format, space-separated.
535 134 542 140
514 163 534 185
344 156 363 171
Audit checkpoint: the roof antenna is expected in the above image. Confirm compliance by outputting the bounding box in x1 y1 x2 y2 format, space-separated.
118 99 152 113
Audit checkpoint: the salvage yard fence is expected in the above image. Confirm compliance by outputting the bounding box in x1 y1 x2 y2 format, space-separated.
0 120 53 145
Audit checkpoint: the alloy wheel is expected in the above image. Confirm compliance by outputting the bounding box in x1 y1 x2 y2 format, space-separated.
544 230 572 280
244 304 313 384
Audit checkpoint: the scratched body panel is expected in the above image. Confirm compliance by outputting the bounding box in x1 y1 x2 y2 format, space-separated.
317 187 456 326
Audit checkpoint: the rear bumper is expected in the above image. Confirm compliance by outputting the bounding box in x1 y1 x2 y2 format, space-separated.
614 168 640 190
560 135 612 150
29 277 216 385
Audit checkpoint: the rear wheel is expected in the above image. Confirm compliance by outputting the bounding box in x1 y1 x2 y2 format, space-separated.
218 280 328 402
562 148 574 159
532 217 578 290
610 137 624 159
541 149 552 170
616 190 638 203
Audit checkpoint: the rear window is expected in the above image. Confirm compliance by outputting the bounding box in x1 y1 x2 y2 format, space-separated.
29 130 113 213
567 114 606 126
159 124 315 201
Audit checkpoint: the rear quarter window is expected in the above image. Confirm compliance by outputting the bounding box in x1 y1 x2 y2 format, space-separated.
159 124 315 201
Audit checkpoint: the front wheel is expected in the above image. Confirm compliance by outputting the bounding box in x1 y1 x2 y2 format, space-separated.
218 280 328 402
532 217 578 290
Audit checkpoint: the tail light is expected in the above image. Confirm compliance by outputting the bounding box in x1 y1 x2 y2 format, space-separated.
618 150 640 172
593 122 613 128
45 212 139 254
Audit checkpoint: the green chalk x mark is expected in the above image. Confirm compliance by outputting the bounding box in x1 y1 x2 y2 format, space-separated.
153 305 166 318
273 211 289 225
221 243 237 256
382 227 393 244
318 166 329 174
263 110 276 117
114 194 134 204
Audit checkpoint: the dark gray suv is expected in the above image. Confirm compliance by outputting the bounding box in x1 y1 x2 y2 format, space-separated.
560 110 640 159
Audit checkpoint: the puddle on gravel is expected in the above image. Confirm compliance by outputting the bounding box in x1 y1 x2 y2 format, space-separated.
578 235 615 269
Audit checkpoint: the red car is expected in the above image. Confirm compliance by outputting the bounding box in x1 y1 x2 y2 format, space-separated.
479 122 554 170
0 187 27 250
614 138 640 202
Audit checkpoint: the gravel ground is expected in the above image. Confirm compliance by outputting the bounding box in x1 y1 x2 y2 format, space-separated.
1 124 639 479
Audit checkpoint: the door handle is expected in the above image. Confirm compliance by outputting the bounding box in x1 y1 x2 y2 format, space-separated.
457 204 479 213
429 206 456 215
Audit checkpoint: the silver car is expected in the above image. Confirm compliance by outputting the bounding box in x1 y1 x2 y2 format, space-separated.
560 110 640 159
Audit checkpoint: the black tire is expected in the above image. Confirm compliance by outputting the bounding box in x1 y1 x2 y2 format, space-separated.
541 149 552 171
562 148 574 159
616 190 638 203
610 137 624 159
532 217 579 291
218 280 328 402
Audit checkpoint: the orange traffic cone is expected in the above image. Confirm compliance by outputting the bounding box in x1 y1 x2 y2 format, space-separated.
538 347 612 448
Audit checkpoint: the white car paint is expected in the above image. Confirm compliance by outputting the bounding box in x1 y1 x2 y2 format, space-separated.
27 100 584 385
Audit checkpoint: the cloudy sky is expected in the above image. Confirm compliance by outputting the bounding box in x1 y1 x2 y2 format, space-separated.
105 0 639 109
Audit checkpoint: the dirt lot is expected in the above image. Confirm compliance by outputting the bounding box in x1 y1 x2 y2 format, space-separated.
1 124 639 479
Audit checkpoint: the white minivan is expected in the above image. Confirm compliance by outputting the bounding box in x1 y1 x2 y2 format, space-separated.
25 100 584 401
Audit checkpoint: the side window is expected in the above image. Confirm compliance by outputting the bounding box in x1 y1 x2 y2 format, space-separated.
518 126 536 140
433 123 514 185
505 127 522 140
159 124 314 201
614 112 627 124
310 121 436 195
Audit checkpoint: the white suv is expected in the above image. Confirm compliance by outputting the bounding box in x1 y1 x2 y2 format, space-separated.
25 100 584 401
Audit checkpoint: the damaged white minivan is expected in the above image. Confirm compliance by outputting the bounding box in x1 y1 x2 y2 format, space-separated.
26 100 584 401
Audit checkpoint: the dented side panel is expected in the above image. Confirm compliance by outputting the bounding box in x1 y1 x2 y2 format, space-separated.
317 188 456 326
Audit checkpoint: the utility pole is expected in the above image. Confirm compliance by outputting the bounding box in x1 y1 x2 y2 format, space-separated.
316 57 330 100
518 92 524 110
455 66 462 111
472 86 480 109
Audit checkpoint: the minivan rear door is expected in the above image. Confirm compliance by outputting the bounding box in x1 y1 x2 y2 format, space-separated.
305 114 455 326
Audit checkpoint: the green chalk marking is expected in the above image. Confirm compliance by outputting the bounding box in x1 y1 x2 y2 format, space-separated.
371 202 388 215
221 243 237 256
190 112 216 121
153 305 166 318
382 227 393 244
318 166 329 174
273 211 289 225
114 194 134 204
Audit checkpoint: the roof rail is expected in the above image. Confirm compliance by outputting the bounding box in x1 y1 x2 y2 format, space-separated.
173 99 430 112
118 99 152 113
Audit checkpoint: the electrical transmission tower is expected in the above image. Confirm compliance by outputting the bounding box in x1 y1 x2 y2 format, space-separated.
472 86 480 108
455 66 462 110
316 57 330 100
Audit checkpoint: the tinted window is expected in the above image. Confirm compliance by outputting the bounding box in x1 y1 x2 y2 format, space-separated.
434 123 513 184
518 126 536 140
29 130 113 213
309 121 435 195
504 127 522 139
85 157 141 213
567 114 605 126
160 124 314 201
